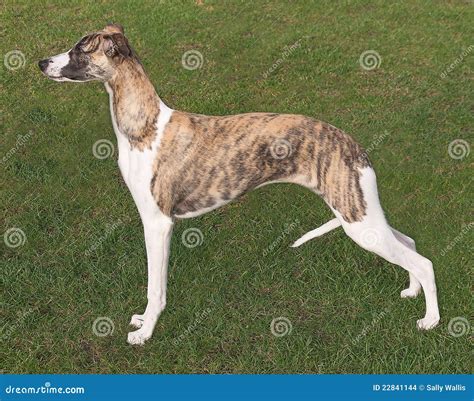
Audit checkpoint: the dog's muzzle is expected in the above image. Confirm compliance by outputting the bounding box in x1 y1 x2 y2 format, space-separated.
38 59 51 72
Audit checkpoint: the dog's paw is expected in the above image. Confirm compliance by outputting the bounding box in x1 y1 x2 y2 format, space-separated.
129 314 145 329
400 287 421 299
127 328 151 346
416 315 440 331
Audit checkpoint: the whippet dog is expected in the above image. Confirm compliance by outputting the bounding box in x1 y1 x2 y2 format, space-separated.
39 24 440 345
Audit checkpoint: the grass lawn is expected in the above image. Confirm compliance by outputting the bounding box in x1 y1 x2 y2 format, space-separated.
1 0 472 374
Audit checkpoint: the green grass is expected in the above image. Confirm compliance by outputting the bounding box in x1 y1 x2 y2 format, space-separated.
1 0 472 374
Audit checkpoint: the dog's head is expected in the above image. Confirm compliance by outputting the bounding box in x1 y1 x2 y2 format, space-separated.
38 24 133 82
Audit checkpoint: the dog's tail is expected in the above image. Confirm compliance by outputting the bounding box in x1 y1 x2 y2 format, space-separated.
291 218 341 248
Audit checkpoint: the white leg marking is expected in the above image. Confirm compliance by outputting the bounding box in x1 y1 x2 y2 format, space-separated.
391 227 416 250
332 167 440 330
291 218 341 247
129 314 144 329
115 100 174 345
391 227 422 298
128 216 173 345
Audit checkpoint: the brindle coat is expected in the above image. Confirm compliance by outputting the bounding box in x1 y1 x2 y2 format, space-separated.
152 112 371 222
38 25 442 342
97 26 371 223
49 24 372 223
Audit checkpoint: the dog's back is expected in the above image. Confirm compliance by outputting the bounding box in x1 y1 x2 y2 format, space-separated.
152 111 370 222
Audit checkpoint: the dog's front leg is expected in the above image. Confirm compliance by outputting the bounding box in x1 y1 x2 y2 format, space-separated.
127 214 173 345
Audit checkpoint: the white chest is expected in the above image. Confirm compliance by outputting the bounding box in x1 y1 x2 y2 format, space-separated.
104 83 173 218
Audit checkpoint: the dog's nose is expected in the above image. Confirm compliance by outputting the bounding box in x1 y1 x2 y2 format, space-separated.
38 59 51 71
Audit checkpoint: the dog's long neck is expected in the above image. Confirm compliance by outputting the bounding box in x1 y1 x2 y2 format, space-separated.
106 59 161 150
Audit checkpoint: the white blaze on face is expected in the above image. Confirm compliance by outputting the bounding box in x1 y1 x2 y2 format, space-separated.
43 51 71 79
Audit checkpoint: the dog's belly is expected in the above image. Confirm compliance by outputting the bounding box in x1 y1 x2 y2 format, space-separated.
164 149 305 218
173 198 231 219
169 164 299 218
151 111 371 222
172 178 303 219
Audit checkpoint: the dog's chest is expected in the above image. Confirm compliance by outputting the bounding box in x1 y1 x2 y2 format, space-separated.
106 84 173 217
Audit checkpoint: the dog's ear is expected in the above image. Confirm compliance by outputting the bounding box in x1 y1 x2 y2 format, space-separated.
103 23 124 35
103 33 131 58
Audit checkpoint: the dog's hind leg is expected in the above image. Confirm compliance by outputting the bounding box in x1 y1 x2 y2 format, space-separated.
352 225 439 329
390 227 422 298
332 167 440 330
291 218 341 247
391 227 416 250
